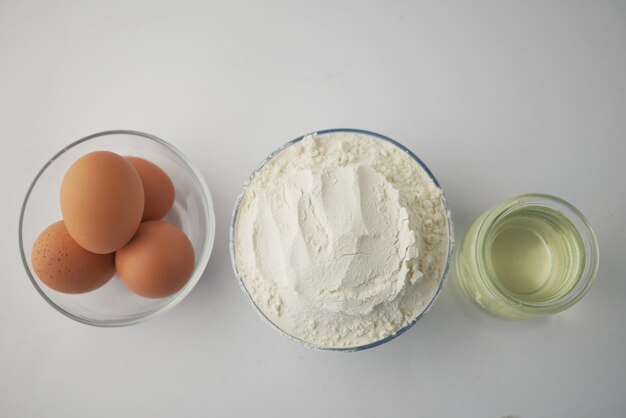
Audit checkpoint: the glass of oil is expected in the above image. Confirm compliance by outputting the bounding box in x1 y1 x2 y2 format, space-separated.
456 194 599 319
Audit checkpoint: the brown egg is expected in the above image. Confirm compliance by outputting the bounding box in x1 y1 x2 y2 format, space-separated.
31 221 115 294
126 157 175 221
116 221 195 298
60 151 144 254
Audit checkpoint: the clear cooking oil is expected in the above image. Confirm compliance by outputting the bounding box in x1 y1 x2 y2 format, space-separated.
456 194 599 319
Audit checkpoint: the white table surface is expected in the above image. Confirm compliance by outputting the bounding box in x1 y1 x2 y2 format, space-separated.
1 1 625 417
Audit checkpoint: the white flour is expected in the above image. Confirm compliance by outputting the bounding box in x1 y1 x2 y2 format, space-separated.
233 131 450 349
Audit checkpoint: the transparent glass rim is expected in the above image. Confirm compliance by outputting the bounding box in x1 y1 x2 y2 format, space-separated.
472 193 599 316
229 128 454 352
19 130 216 327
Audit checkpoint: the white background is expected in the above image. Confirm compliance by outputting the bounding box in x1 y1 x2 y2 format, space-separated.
1 1 625 417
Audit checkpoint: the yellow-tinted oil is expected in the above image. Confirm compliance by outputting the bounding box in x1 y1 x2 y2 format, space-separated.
486 207 585 304
490 225 551 295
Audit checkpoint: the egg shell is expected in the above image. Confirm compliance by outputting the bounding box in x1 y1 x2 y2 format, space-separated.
31 221 115 294
126 156 175 221
115 221 195 298
60 151 144 254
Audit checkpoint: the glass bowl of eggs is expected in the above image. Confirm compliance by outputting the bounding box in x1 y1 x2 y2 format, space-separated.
19 130 215 326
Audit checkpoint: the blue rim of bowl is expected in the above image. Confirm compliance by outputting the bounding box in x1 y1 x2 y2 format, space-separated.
230 128 454 352
19 130 216 327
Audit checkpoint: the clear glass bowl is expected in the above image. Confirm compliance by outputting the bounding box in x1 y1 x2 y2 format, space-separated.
230 128 454 351
455 194 599 319
19 130 215 326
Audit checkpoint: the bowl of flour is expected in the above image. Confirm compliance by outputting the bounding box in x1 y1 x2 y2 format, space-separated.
230 129 452 351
